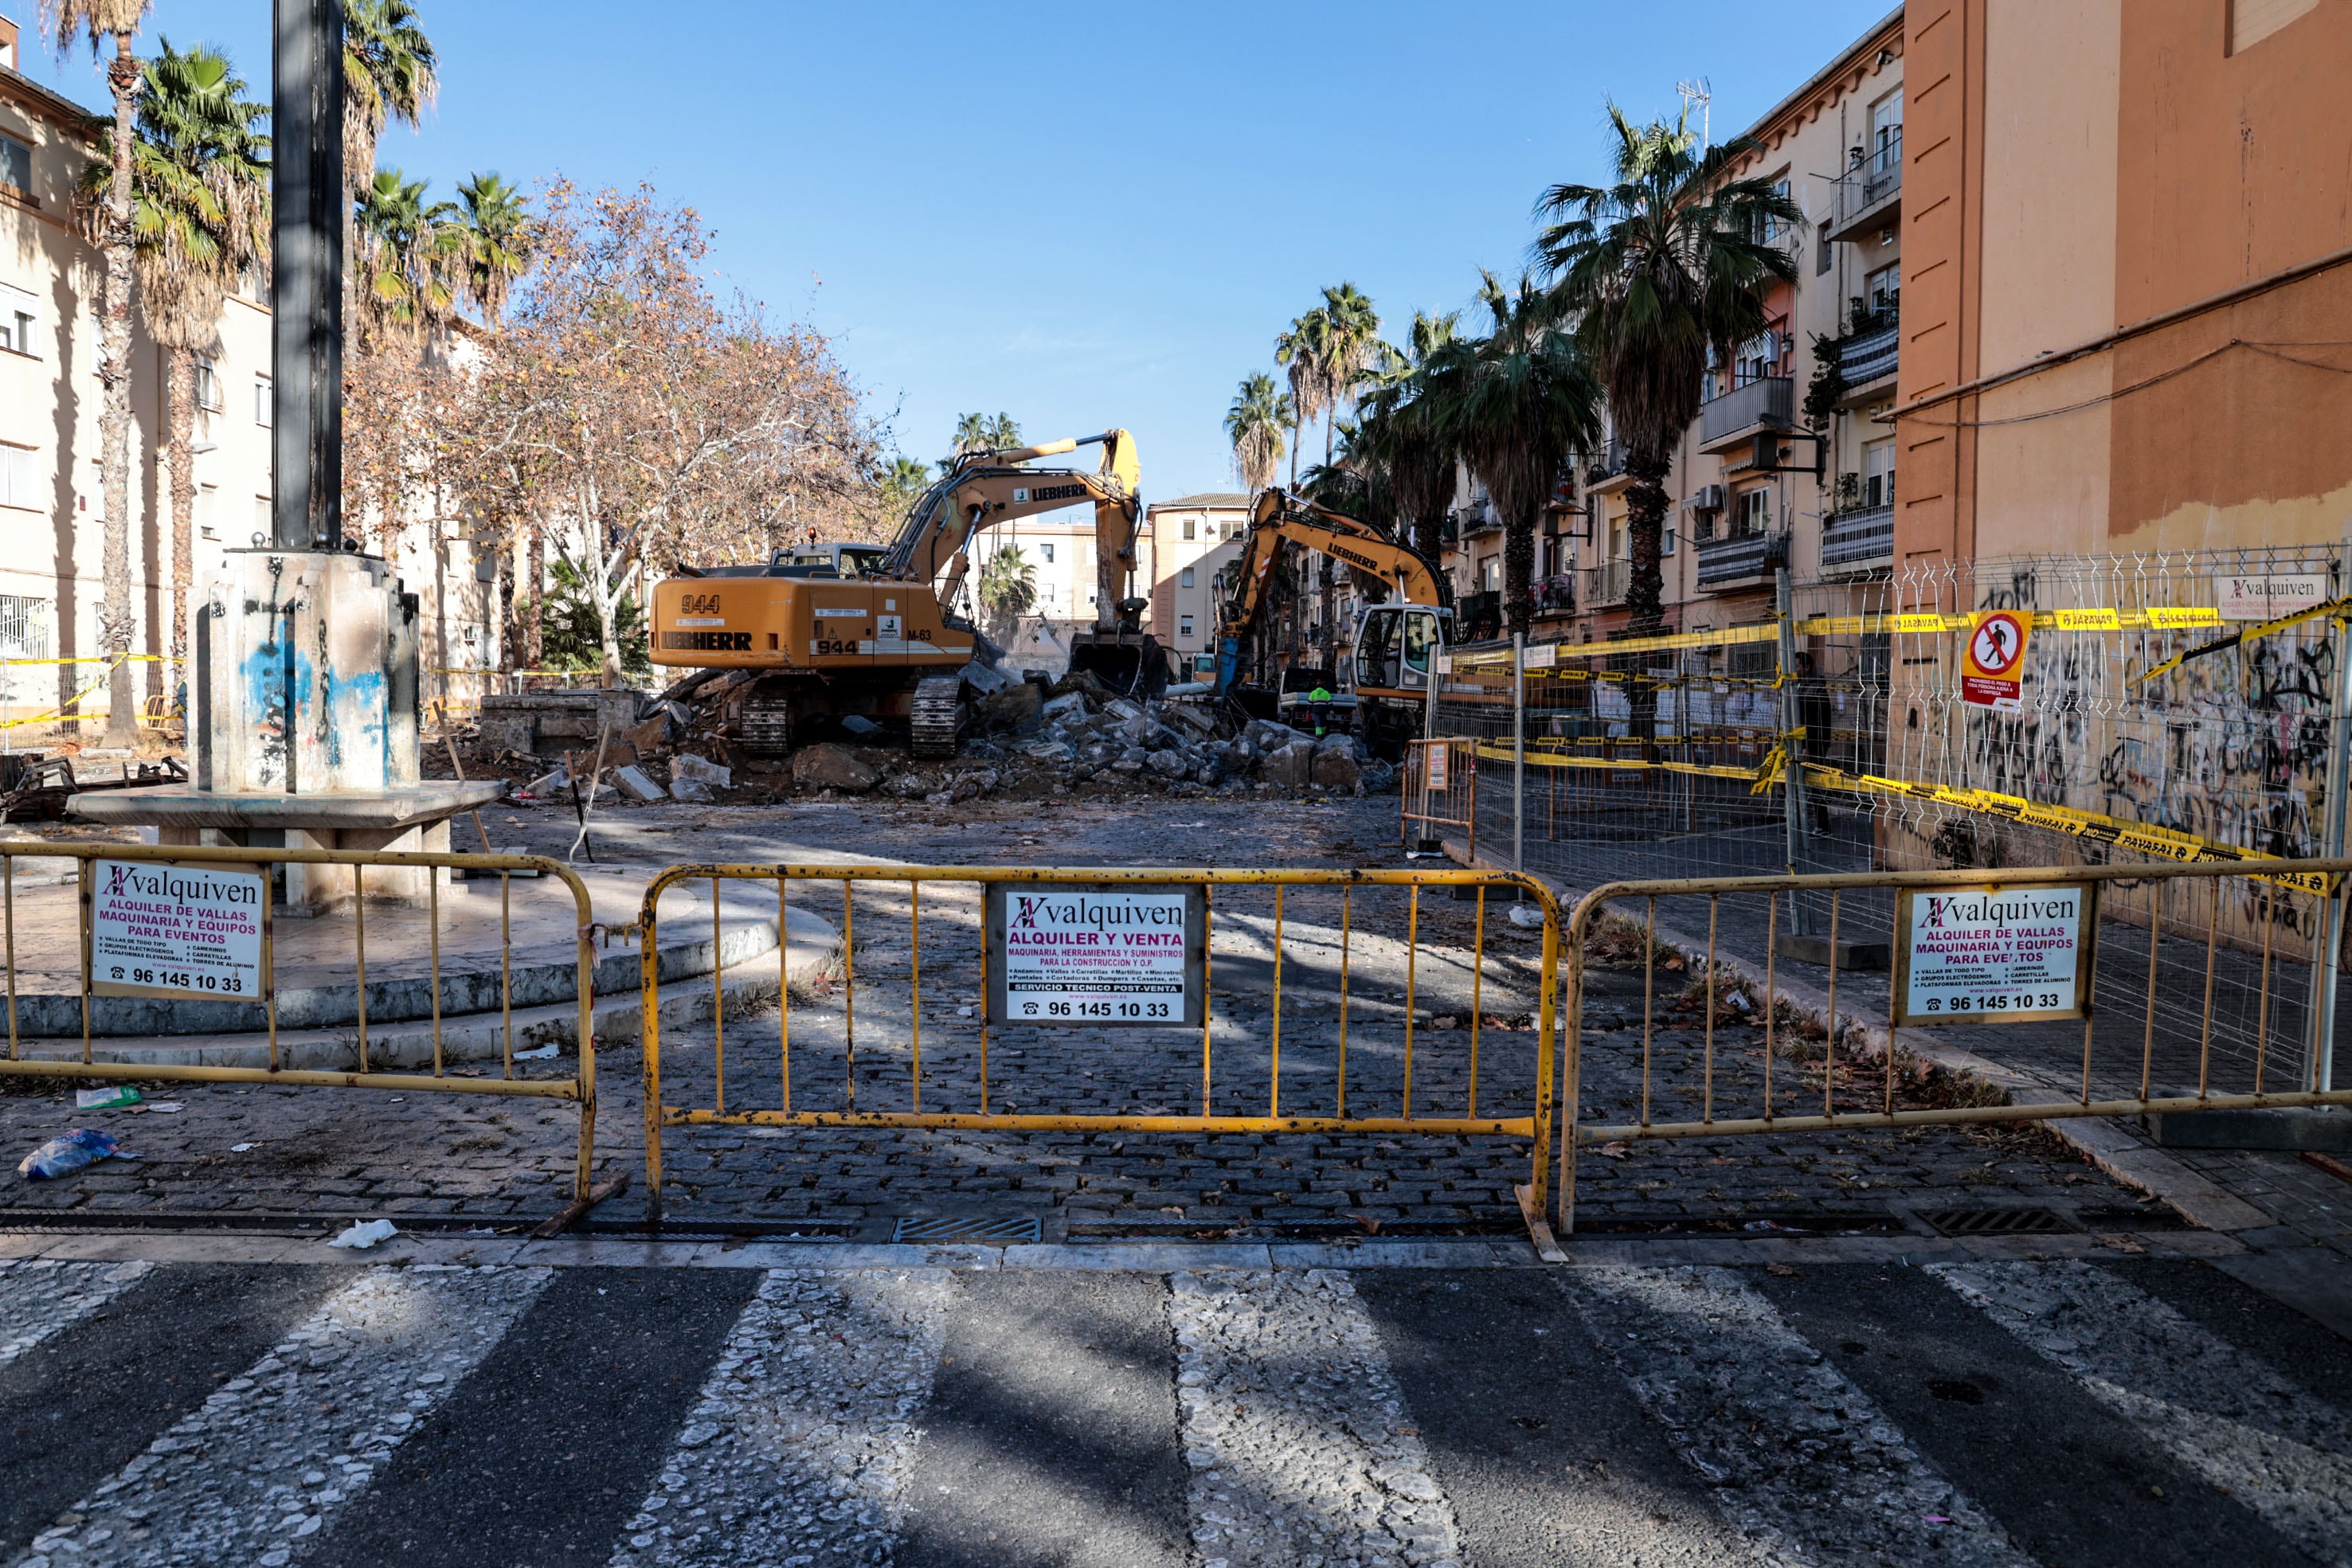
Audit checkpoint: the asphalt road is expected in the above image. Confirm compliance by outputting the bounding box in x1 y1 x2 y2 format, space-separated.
2 1250 2345 1568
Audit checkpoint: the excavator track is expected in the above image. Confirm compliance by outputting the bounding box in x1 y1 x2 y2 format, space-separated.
910 675 966 759
736 695 794 757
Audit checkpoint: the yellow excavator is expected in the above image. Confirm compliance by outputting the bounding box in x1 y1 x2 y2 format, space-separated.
651 430 1164 757
1211 487 1454 754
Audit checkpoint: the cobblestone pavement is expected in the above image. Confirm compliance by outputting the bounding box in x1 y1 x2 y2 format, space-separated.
0 793 2158 1242
2 1250 2345 1568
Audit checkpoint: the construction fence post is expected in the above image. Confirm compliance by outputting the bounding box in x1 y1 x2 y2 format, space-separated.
1776 565 1817 935
1513 632 1525 878
2313 542 2352 1096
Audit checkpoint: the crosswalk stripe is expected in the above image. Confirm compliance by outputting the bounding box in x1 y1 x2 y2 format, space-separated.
0 1261 151 1371
607 1269 953 1568
12 1264 551 1568
1566 1264 2037 1567
1169 1269 1463 1568
1931 1259 2352 1566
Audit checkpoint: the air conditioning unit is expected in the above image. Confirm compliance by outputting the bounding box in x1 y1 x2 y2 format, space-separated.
1685 484 1726 514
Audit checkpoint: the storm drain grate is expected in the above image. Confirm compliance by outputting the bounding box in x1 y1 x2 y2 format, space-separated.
1916 1206 2069 1237
893 1214 1043 1245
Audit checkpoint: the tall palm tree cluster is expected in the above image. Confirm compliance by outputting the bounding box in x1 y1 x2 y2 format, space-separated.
39 0 538 733
1223 100 1799 651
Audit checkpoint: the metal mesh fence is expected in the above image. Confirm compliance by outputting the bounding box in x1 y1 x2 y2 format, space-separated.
1435 546 2351 1099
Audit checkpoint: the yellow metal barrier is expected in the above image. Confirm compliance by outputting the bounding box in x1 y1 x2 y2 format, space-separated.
0 842 604 1202
1559 858 2352 1234
639 863 1565 1249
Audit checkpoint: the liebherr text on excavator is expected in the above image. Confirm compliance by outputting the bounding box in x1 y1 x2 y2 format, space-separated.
648 430 1167 757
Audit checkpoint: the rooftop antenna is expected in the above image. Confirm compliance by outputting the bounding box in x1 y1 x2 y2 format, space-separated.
1676 76 1712 147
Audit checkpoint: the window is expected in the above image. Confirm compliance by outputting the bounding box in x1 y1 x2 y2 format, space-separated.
1734 486 1772 538
2233 0 2320 52
0 595 52 660
197 483 219 541
1179 614 1195 639
1479 556 1501 592
1865 262 1900 316
1861 437 1896 510
0 444 35 510
195 355 221 413
1663 518 1677 557
1182 518 1196 540
1038 542 1054 564
1765 177 1792 240
0 285 33 355
0 133 27 195
1870 89 1904 174
255 496 272 539
1735 330 1783 387
1179 565 1196 589
254 373 272 427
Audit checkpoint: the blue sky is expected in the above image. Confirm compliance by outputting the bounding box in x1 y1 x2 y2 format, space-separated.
17 1 1897 501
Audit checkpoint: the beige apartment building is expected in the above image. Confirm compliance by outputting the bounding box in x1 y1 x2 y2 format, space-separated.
1142 492 1250 678
0 16 492 729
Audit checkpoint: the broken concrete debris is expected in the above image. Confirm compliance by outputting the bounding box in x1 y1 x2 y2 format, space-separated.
464 669 1393 809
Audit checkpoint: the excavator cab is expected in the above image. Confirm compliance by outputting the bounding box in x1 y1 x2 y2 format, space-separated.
1355 603 1449 692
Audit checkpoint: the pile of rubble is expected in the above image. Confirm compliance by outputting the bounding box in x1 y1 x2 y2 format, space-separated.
990 677 1391 796
466 663 1395 809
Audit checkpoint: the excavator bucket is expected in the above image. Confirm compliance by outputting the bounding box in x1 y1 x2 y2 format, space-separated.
1065 630 1172 698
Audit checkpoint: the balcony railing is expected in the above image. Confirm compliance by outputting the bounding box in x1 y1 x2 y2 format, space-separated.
1577 560 1630 608
1837 320 1900 388
1693 529 1786 588
1584 437 1630 489
1457 588 1503 641
1458 504 1502 537
1829 133 1903 239
1699 376 1794 449
1820 503 1895 571
1532 574 1577 615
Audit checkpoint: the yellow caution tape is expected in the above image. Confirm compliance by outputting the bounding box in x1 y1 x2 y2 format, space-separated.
2134 595 2352 686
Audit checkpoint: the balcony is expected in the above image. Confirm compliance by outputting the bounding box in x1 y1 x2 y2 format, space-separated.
1457 503 1502 538
1693 528 1786 589
1457 588 1502 641
1698 376 1794 453
1837 319 1899 392
1584 436 1633 495
1819 503 1895 573
1532 574 1577 616
1826 134 1903 243
1577 560 1630 608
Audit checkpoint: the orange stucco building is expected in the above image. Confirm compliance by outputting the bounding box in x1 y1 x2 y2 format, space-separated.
1894 0 2352 563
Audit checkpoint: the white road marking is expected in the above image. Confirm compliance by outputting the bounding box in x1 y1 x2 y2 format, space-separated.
1567 1264 2035 1568
1170 1268 1463 1568
607 1269 952 1568
0 1260 151 1370
11 1264 550 1568
1932 1259 2352 1564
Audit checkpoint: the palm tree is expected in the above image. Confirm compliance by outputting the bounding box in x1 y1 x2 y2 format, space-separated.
1223 372 1291 491
1536 102 1802 634
1357 310 1460 571
354 166 464 341
879 456 932 523
951 412 1019 460
976 543 1039 644
1309 284 1381 659
1421 272 1601 640
454 171 532 327
1273 308 1330 489
116 40 268 686
342 0 436 328
44 0 154 745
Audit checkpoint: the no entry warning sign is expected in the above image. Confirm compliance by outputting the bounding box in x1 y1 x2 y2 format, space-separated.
986 882 1205 1026
84 858 268 1000
1963 610 2030 710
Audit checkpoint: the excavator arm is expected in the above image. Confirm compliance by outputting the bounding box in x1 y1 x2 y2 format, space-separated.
882 429 1142 628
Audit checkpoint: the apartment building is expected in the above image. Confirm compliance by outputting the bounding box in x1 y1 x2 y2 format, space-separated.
0 16 491 728
1142 492 1250 678
971 508 1109 675
1542 7 1905 653
1893 0 2352 561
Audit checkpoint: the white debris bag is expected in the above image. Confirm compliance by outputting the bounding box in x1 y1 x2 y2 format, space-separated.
328 1218 400 1250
